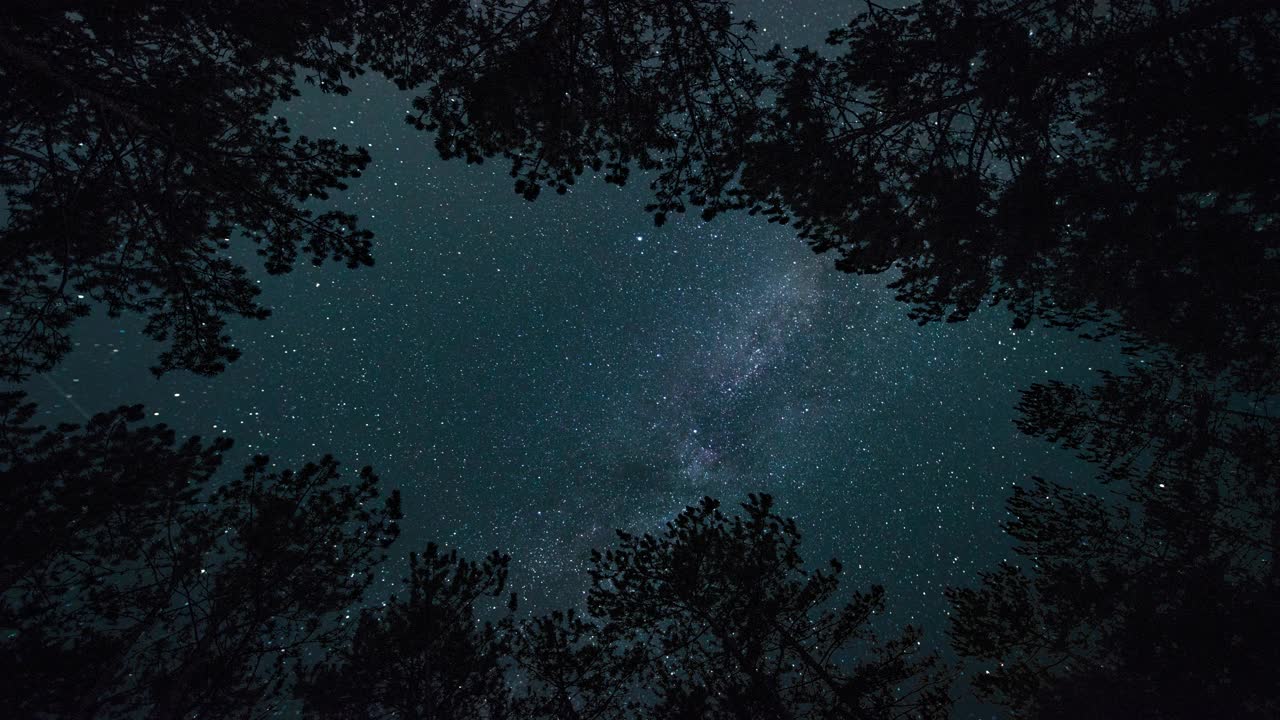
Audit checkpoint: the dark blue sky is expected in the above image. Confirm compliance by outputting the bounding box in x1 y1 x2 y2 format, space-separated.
27 0 1119 659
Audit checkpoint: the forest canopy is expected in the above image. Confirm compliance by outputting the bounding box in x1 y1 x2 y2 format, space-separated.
2 0 1277 718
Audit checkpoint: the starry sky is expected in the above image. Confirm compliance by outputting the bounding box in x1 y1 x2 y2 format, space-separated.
26 0 1118 646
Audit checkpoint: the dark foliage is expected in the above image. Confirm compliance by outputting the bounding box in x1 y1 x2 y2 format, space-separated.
8 0 1274 391
0 393 402 719
300 544 516 719
5 2 1279 718
356 0 762 221
536 494 951 720
621 495 948 719
740 0 1279 389
510 606 642 720
309 495 951 720
0 1 374 379
948 363 1280 718
388 0 1279 389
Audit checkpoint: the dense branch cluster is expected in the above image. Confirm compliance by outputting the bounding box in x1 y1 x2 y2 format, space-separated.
945 361 1280 718
1 1 374 379
0 393 402 718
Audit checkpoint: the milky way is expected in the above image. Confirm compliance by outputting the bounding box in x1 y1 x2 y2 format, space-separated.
30 66 1118 626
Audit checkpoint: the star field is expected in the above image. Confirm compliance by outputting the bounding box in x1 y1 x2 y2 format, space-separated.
27 3 1122 642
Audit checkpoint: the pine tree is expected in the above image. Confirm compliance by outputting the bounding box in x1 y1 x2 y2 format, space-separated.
1 1 374 379
0 393 402 718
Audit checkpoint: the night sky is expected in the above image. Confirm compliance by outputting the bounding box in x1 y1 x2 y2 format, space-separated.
26 0 1119 640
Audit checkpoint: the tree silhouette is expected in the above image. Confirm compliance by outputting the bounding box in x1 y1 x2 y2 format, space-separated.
0 393 402 719
735 0 1279 388
309 495 949 720
510 606 643 720
947 363 1280 718
7 3 1279 717
357 0 762 219
0 2 373 379
383 0 1278 388
299 543 516 719
11 1 1273 389
575 494 951 720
